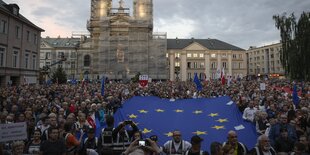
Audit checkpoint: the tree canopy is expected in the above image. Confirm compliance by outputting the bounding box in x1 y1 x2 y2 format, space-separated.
51 67 67 84
273 12 310 81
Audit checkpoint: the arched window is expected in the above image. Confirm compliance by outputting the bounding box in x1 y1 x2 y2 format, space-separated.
84 55 91 67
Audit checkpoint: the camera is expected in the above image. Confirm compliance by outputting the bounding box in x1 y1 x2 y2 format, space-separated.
138 140 146 146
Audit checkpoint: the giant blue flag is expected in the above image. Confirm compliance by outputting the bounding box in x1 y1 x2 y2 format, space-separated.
113 96 257 152
194 73 203 91
293 84 299 106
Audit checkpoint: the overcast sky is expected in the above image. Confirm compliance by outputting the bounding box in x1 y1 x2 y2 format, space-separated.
4 0 310 49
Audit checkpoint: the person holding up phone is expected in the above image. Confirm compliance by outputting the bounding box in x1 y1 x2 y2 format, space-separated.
122 138 161 155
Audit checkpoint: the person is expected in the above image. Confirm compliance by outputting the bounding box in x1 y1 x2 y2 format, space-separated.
122 138 161 155
298 135 310 154
83 128 99 155
63 122 84 155
210 142 223 155
242 100 257 122
185 135 209 155
248 135 276 155
268 114 297 146
41 115 58 141
291 142 307 155
274 127 294 153
163 130 192 154
112 120 139 154
223 130 247 155
222 144 234 155
40 127 66 155
26 129 42 154
98 115 115 155
11 141 25 155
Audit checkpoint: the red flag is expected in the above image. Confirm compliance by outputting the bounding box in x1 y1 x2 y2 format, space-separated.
221 68 226 85
139 75 148 88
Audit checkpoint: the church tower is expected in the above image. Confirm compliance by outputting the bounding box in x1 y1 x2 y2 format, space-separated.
86 0 167 80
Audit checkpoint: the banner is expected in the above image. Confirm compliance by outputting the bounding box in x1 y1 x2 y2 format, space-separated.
139 75 148 88
0 122 27 142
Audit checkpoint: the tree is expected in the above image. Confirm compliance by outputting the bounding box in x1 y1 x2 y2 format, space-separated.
51 67 67 84
273 12 310 81
131 72 141 83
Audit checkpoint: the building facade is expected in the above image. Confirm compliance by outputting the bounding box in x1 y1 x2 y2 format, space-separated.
0 1 44 87
246 43 284 78
167 38 247 81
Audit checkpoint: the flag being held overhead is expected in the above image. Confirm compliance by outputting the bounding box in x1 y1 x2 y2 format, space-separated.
194 73 202 91
293 83 299 106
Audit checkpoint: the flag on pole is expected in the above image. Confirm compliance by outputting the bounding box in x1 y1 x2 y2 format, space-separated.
194 73 202 91
293 84 299 106
101 77 105 96
139 75 149 88
221 68 226 85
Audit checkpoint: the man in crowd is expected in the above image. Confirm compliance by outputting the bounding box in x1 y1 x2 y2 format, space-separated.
40 127 66 155
223 130 247 155
249 134 276 155
163 130 192 154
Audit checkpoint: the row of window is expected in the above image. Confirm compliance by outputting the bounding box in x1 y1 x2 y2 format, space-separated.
0 47 37 69
249 67 282 73
171 53 243 59
248 47 281 56
186 72 244 80
174 61 243 69
0 19 38 44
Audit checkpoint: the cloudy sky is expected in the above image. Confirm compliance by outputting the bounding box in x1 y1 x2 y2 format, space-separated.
4 0 310 49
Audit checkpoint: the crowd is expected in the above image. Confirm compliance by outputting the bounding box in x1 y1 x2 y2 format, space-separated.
0 77 309 155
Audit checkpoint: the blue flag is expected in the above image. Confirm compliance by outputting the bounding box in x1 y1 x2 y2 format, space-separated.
293 84 299 106
101 78 105 96
113 96 257 152
194 73 202 91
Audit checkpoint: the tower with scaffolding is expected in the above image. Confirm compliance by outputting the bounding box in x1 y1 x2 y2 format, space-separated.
87 0 167 80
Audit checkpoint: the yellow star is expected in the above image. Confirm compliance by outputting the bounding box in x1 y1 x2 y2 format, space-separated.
208 113 219 117
193 110 203 114
155 109 164 112
138 110 148 113
128 114 138 119
175 109 184 113
142 128 152 134
212 125 225 130
192 130 207 135
165 132 173 137
216 118 228 123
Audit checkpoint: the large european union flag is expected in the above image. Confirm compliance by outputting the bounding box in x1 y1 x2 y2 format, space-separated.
113 96 257 152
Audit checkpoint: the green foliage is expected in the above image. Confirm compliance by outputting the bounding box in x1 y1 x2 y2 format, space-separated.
51 67 67 84
131 72 141 83
273 12 310 81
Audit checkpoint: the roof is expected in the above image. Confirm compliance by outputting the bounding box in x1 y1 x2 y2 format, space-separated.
167 38 245 51
0 0 44 31
42 38 83 48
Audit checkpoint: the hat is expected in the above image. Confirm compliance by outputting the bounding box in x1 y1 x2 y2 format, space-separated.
191 135 203 144
88 128 95 133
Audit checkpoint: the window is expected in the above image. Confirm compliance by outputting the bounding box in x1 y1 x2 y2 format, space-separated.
187 73 192 80
26 31 30 41
16 26 21 38
45 52 51 59
193 62 198 68
211 54 216 58
84 55 91 67
187 62 191 68
0 20 7 34
13 50 19 68
193 53 198 58
199 53 204 58
222 62 227 69
166 53 168 58
239 62 243 69
200 62 204 68
262 56 264 60
32 55 36 69
71 62 75 69
232 54 237 59
25 53 29 69
233 62 237 69
239 54 243 59
175 62 180 67
0 47 5 67
187 53 192 58
211 62 216 69
71 52 77 58
34 34 38 44
58 52 64 58
175 53 180 58
222 53 227 57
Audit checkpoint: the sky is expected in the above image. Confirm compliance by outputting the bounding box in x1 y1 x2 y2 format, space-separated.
4 0 310 49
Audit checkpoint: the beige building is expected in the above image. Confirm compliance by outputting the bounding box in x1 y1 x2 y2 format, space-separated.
167 38 246 81
0 1 43 87
246 43 284 78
